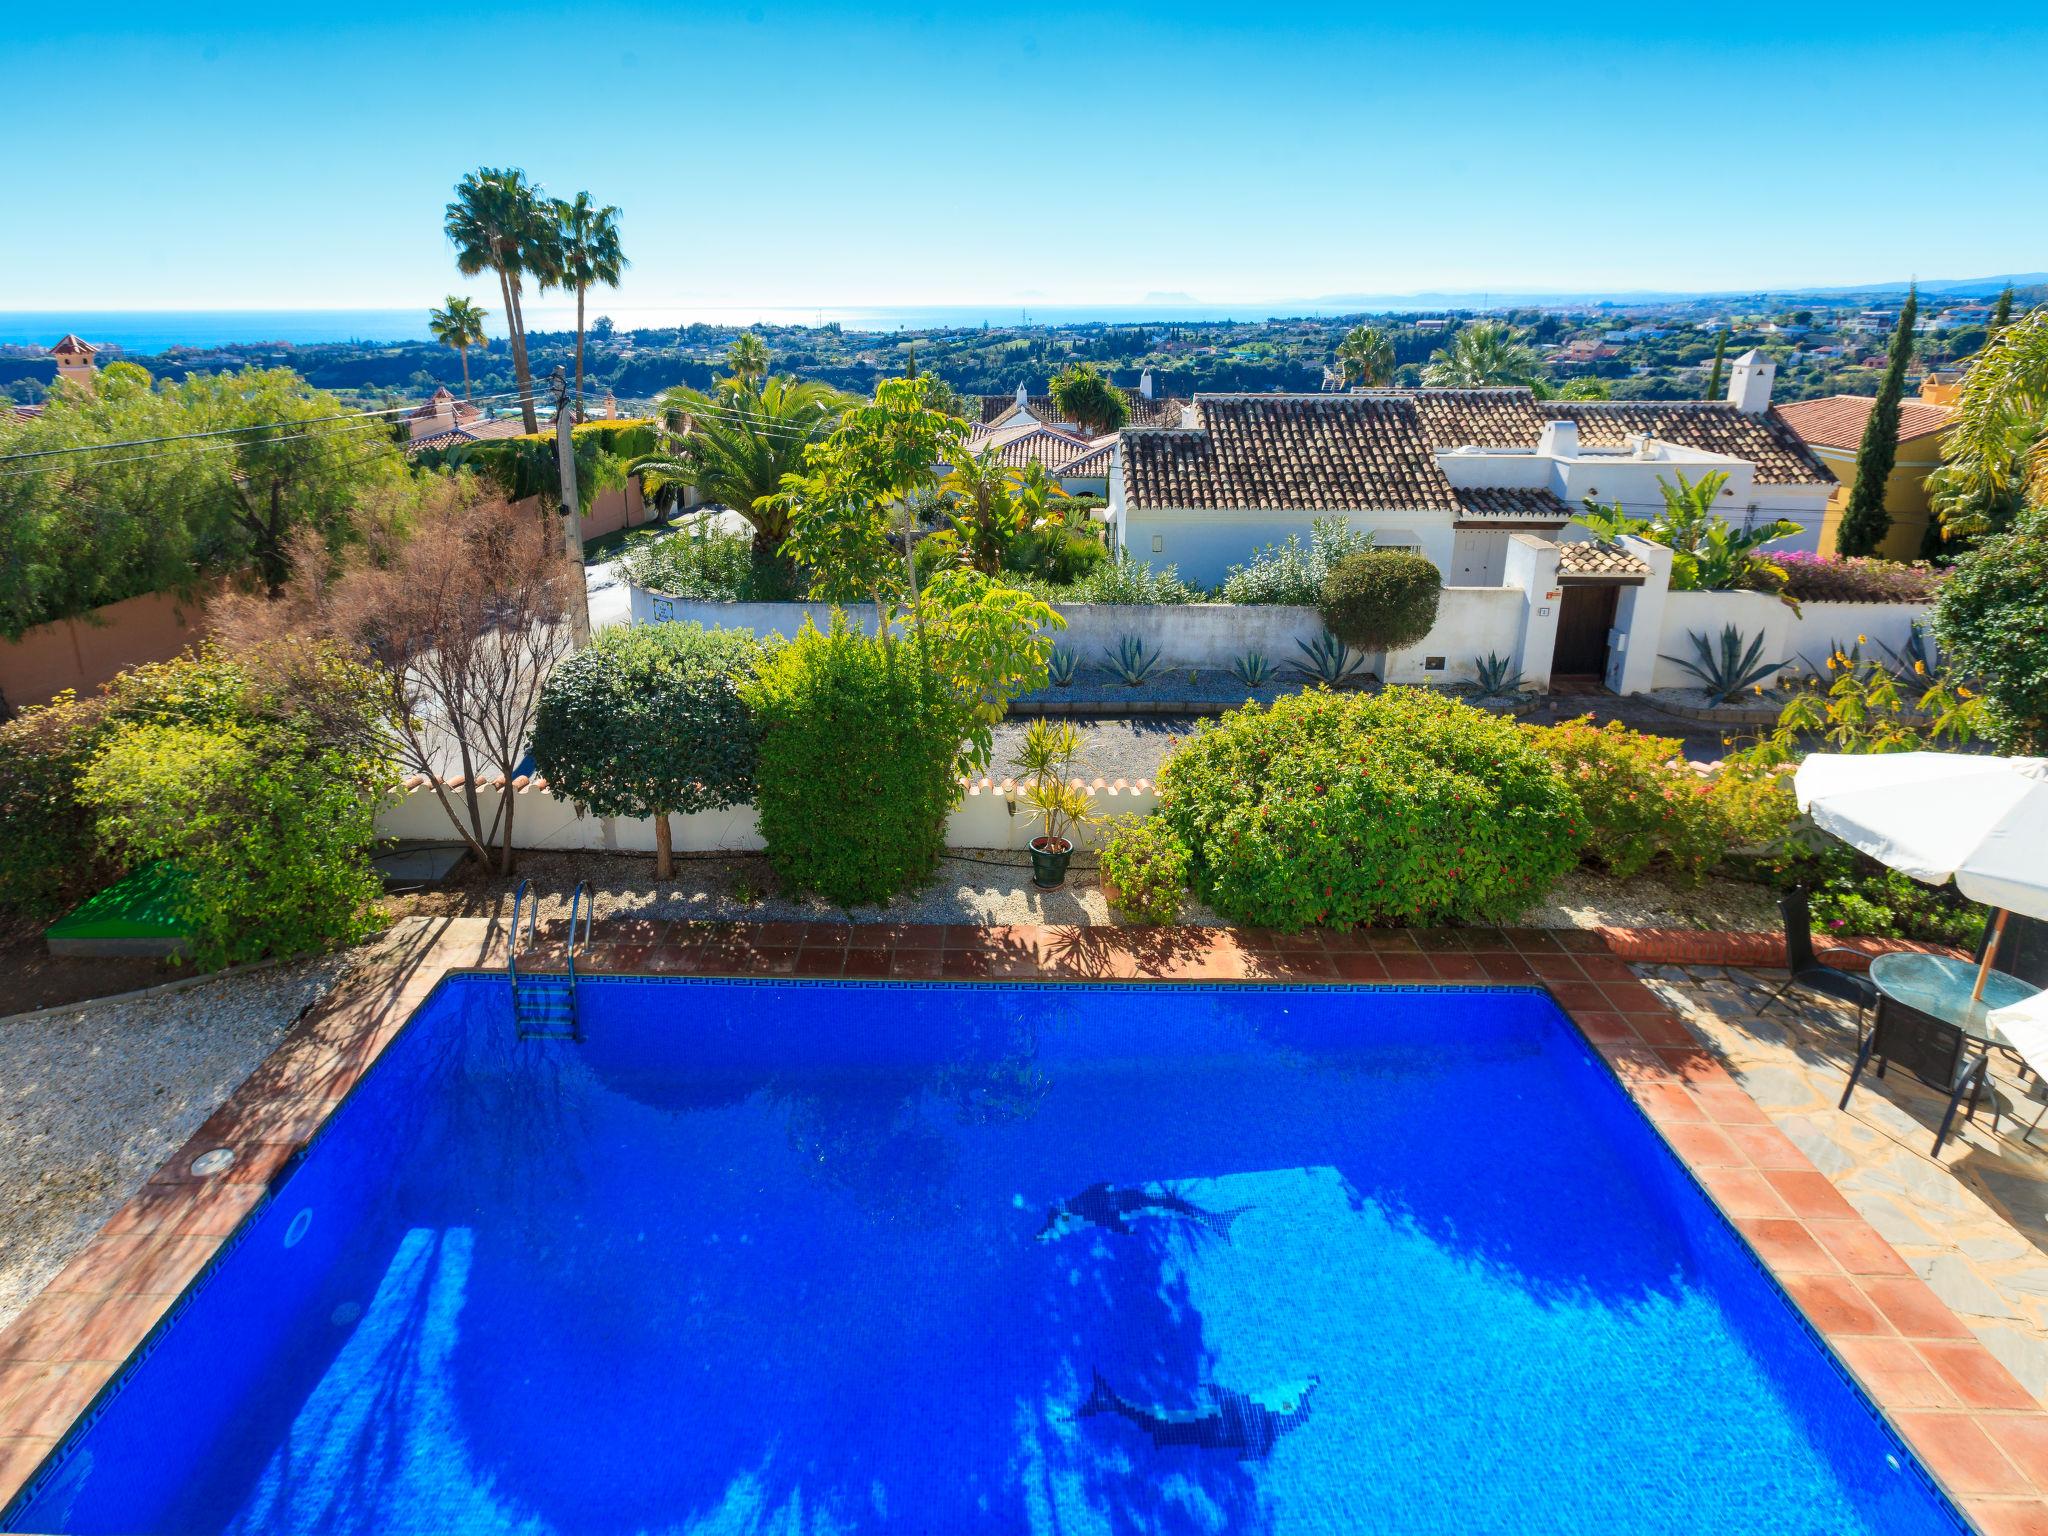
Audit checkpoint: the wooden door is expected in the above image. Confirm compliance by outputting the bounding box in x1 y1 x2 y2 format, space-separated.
1553 583 1617 678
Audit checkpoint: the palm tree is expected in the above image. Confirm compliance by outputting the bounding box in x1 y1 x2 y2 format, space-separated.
427 297 488 403
1420 321 1542 389
445 168 555 433
1334 324 1395 388
551 192 626 417
1930 306 2048 543
722 333 772 390
634 374 852 565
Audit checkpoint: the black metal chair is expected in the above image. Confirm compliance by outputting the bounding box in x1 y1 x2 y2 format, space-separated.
1839 1000 1989 1155
1761 888 1880 1038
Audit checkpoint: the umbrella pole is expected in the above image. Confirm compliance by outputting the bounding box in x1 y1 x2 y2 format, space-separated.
1974 908 2010 1002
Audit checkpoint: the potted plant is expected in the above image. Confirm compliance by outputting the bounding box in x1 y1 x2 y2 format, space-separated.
1013 719 1096 889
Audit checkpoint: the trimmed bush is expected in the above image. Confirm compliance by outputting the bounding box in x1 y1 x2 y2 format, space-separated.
1157 687 1580 930
0 691 117 919
1775 551 1944 603
1318 551 1441 651
1099 816 1192 924
80 718 391 968
1526 718 1727 881
531 623 763 877
743 617 968 905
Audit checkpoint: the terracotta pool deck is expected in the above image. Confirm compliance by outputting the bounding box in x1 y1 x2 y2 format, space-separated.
6 916 2048 1534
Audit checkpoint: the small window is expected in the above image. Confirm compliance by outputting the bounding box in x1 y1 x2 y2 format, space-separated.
1151 534 1164 554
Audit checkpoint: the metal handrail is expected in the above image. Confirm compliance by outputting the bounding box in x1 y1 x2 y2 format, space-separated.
507 877 536 990
566 881 595 984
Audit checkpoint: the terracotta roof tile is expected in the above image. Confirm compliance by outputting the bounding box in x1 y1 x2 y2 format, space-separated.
1775 394 1954 452
49 334 96 357
1556 539 1652 579
1121 395 1458 512
1451 486 1572 522
960 424 1102 474
404 417 527 455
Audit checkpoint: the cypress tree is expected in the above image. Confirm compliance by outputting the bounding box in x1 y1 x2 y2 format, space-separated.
1991 285 2014 336
1703 331 1728 400
1836 286 1918 557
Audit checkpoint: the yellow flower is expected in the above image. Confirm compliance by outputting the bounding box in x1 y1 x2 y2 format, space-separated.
1914 660 1926 675
1959 686 1973 698
1857 634 1868 645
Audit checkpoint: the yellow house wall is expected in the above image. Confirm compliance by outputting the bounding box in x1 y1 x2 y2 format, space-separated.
1815 431 1948 560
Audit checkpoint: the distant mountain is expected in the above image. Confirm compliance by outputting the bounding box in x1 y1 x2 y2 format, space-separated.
1293 274 2048 309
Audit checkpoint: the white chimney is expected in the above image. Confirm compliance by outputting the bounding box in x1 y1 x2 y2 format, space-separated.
1139 368 1155 401
1727 349 1775 414
1537 420 1580 458
1179 402 1199 429
1015 380 1030 409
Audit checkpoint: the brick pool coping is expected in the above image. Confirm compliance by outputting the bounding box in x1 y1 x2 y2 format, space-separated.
1 918 2033 1533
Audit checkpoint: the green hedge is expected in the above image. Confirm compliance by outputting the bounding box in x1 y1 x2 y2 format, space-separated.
1156 687 1580 929
743 617 968 905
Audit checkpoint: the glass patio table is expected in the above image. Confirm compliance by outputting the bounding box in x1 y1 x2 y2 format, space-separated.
1867 951 2041 1049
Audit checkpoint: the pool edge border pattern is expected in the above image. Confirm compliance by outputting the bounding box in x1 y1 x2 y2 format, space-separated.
3 918 2042 1536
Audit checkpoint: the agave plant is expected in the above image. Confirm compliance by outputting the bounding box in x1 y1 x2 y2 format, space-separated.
1470 651 1525 701
1662 625 1788 705
1104 635 1164 686
1230 650 1275 687
1292 633 1368 686
1046 646 1078 687
1876 623 1940 682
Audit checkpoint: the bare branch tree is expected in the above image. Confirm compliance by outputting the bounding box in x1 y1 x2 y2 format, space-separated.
215 487 573 873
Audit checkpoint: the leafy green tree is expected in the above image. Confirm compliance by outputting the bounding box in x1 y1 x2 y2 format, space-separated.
1703 331 1729 400
428 296 489 403
1420 321 1541 388
636 375 852 567
446 167 556 432
779 377 968 624
1929 306 2047 544
1556 376 1612 400
1837 285 1918 555
550 192 626 416
932 447 1045 575
532 622 761 877
1992 286 2015 335
1334 324 1395 388
1049 363 1128 434
1935 505 2048 751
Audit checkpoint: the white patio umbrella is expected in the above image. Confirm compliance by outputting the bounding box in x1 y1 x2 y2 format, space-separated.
1793 753 2048 1000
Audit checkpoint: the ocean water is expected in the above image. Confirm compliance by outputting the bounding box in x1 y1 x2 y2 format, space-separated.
4 978 1964 1535
0 302 1384 353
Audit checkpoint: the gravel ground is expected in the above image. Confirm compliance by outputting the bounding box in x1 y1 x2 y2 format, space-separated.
394 847 1781 937
0 952 355 1332
988 716 1202 783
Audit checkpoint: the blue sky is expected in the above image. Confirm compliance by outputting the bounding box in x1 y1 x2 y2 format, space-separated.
6 0 2046 313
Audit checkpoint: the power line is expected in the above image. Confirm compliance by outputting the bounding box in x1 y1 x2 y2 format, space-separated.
0 387 537 467
0 415 410 482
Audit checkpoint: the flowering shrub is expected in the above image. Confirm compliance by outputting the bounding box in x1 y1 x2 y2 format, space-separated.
1524 718 1727 881
1099 816 1192 924
1157 687 1580 930
1775 551 1945 603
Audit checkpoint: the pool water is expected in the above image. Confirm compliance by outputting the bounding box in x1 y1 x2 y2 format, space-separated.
7 978 1965 1535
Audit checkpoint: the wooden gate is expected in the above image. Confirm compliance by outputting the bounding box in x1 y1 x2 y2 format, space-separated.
1552 583 1618 680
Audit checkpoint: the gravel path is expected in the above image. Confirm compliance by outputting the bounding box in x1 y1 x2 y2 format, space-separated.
988 717 1202 783
0 953 354 1333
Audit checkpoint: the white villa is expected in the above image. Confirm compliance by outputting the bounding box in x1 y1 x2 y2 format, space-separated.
1105 350 1833 588
957 372 1188 496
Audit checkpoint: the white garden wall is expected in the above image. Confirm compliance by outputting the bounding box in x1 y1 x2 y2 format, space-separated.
377 775 1160 855
1645 591 1934 692
631 584 1549 682
1781 601 1935 673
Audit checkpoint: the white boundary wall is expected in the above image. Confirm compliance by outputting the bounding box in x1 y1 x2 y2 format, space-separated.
1648 591 1935 691
377 776 1160 854
631 583 1551 681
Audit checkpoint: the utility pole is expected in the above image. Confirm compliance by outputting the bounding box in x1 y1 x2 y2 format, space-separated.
551 367 592 645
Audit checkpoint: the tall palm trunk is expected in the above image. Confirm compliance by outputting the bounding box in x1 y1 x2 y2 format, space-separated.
574 285 588 418
503 269 538 434
459 345 472 403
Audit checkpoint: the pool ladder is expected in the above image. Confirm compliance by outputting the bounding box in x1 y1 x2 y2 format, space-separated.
507 879 594 1042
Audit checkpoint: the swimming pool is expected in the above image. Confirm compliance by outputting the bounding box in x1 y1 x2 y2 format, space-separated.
6 977 1966 1535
